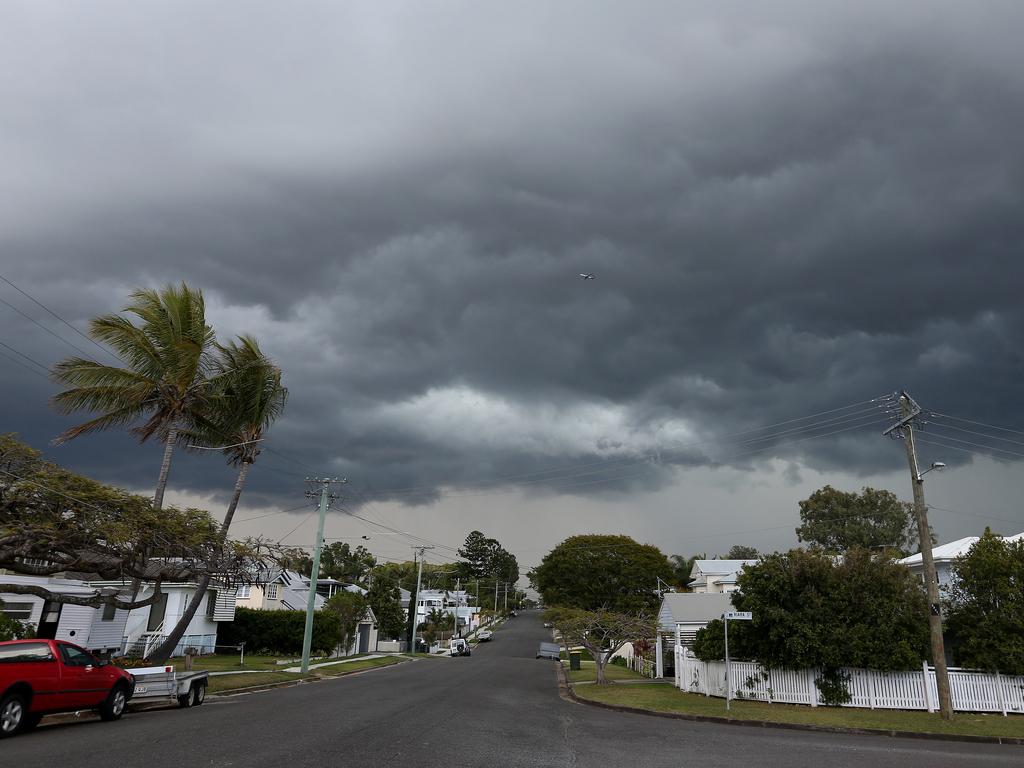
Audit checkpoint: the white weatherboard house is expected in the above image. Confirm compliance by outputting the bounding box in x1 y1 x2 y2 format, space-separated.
688 559 758 593
655 592 733 677
91 577 238 657
898 531 1024 591
0 575 129 656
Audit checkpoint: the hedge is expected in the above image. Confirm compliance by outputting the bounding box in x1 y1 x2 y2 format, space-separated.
218 607 341 655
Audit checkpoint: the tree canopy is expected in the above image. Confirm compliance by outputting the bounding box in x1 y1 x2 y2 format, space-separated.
367 576 406 640
946 529 1024 675
531 534 671 613
796 485 918 555
725 545 759 559
324 590 369 654
693 548 930 674
0 433 264 610
457 530 519 584
545 607 655 685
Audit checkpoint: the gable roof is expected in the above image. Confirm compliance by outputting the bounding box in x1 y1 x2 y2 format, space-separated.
689 559 758 578
658 593 733 632
899 532 1024 567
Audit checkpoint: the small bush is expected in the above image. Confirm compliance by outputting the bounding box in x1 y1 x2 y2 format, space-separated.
815 668 853 707
610 656 627 667
218 607 341 656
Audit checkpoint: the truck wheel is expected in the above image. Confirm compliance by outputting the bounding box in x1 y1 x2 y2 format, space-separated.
99 684 128 721
178 692 193 708
191 683 206 706
0 692 27 738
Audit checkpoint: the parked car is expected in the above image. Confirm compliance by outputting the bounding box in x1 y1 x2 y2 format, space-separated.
0 639 135 738
543 622 553 628
449 638 471 657
476 630 493 642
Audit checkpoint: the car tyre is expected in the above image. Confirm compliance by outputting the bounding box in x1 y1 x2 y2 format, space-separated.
0 692 28 738
99 684 128 721
191 683 206 706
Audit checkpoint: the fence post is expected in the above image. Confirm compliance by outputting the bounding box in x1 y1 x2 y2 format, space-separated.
807 669 818 707
868 670 876 710
922 660 935 713
996 671 1007 717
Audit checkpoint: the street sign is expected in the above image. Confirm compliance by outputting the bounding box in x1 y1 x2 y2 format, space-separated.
723 611 752 620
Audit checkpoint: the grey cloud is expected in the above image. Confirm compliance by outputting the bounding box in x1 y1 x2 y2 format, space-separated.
1 1 1023 542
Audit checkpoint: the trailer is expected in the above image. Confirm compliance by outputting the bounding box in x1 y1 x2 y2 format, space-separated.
128 665 210 708
536 642 561 660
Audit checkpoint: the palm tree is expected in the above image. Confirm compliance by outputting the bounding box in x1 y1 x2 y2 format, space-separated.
148 337 287 663
51 283 215 510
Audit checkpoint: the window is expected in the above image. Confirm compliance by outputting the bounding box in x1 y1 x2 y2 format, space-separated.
0 602 34 621
206 590 218 618
0 642 54 663
147 592 168 632
266 584 280 600
236 585 251 599
60 644 97 667
101 603 117 622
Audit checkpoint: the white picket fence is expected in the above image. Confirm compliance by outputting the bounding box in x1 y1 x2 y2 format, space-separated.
675 647 1024 716
627 655 656 679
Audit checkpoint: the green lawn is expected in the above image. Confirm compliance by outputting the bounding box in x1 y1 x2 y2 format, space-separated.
205 671 310 693
171 654 281 672
566 660 648 684
573 685 1024 740
316 656 405 676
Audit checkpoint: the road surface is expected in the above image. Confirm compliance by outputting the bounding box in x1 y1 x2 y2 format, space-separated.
6 611 1017 767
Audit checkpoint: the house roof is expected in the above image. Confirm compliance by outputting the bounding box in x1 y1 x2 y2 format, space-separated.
689 559 758 577
899 532 1024 567
658 593 733 632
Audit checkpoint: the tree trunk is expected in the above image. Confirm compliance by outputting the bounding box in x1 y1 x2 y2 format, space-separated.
153 425 178 511
148 460 251 664
148 573 213 664
595 650 609 685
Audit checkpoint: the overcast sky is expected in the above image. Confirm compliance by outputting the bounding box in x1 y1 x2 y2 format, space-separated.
2 1 1023 574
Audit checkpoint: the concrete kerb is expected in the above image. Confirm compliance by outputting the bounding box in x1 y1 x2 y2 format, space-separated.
555 662 1024 747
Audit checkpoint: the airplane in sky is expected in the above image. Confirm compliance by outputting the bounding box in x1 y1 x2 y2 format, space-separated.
579 273 596 280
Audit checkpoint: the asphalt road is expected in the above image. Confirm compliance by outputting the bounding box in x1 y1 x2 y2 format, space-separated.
6 611 1018 767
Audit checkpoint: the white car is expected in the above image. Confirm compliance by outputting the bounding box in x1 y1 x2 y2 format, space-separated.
476 630 493 642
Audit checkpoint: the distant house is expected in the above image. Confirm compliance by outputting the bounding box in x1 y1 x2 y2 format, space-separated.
234 568 326 611
401 589 482 638
0 575 129 656
655 592 734 677
688 559 758 593
898 531 1024 591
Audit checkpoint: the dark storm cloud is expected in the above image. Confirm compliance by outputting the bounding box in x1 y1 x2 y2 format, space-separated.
2 0 1024 513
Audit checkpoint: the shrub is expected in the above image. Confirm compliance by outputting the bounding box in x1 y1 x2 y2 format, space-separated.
218 607 341 655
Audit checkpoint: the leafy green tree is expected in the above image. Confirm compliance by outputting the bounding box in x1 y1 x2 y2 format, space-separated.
458 530 499 578
325 590 369 655
0 599 35 641
796 486 917 555
51 283 216 511
0 434 262 609
725 545 759 559
946 529 1024 675
546 607 655 685
367 577 406 640
670 553 704 590
150 337 287 663
693 548 930 702
531 534 672 613
318 542 377 584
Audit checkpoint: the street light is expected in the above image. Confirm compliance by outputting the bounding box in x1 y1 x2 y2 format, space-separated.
917 461 946 480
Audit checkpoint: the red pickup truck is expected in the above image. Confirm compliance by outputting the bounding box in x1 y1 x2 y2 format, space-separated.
0 638 134 738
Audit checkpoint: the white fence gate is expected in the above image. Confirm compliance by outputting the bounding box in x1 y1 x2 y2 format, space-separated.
627 655 656 679
675 647 1024 716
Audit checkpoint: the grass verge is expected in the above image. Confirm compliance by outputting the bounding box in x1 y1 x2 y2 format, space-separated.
206 671 310 693
316 656 405 676
567 661 647 684
572 685 1024 740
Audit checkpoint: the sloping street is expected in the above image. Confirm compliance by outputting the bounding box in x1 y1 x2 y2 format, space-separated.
4 612 1017 767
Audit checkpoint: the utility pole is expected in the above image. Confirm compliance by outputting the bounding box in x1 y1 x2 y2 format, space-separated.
301 477 345 675
410 546 433 652
884 390 953 719
493 579 499 612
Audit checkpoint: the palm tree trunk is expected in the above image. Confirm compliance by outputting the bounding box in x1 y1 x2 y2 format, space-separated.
153 425 178 510
148 460 252 664
219 460 251 535
148 572 213 664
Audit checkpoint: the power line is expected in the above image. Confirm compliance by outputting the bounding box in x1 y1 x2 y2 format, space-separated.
0 347 51 381
0 273 121 363
0 294 96 360
931 411 1024 439
0 340 51 373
